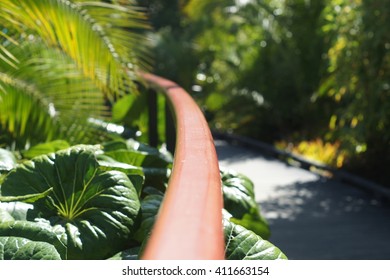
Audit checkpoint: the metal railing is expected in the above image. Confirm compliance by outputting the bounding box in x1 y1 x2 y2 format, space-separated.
140 73 225 260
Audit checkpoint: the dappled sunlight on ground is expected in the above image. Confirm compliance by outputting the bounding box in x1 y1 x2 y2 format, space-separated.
261 179 390 259
260 179 383 222
215 139 390 259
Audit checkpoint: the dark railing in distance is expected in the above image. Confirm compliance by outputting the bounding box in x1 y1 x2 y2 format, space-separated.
146 88 158 148
147 88 176 152
140 73 225 260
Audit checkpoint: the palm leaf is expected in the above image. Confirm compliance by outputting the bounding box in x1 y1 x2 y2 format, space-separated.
0 0 150 148
78 1 152 71
0 0 149 100
0 41 115 148
0 73 58 148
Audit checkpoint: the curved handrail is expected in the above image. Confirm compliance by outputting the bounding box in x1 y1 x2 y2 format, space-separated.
140 73 225 260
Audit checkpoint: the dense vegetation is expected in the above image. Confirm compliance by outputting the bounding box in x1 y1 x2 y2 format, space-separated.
0 141 286 260
1 0 387 260
141 0 389 186
0 0 286 260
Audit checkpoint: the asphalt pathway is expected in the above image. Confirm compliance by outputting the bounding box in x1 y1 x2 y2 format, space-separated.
215 139 390 260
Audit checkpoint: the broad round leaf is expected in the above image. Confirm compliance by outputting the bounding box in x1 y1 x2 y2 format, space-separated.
0 220 66 259
22 140 70 159
134 194 163 243
221 168 255 198
224 218 287 260
0 236 61 260
102 140 171 191
222 169 270 239
1 146 140 259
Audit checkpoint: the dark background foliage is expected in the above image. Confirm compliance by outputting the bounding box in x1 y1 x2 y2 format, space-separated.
138 0 389 186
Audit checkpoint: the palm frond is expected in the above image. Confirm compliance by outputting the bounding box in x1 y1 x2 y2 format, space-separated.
0 31 20 69
78 1 152 71
0 0 150 100
0 42 113 148
0 0 150 148
0 73 113 149
0 73 58 148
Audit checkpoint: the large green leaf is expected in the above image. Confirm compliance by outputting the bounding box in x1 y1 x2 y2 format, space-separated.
104 149 170 168
224 218 287 260
97 154 145 196
221 169 270 239
22 140 70 159
102 139 171 191
0 220 66 259
103 139 173 165
133 194 163 243
0 236 61 260
0 146 141 259
103 148 170 191
221 168 255 198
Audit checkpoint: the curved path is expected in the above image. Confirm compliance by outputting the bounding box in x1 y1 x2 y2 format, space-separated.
215 139 390 260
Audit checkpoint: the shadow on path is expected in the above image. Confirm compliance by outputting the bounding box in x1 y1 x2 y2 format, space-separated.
261 179 390 259
215 139 390 259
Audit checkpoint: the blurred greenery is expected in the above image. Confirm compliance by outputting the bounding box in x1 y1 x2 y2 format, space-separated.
139 0 389 186
1 0 388 186
0 0 149 150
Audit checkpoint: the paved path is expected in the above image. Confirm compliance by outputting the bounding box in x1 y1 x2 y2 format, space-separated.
215 139 390 260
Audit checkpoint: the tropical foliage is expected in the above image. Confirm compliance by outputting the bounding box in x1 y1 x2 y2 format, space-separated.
142 0 390 186
0 0 286 260
0 141 286 260
0 0 149 149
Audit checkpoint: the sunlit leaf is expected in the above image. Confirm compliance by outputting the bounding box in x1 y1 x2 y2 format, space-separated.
224 218 287 260
0 236 62 260
0 145 141 259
